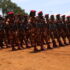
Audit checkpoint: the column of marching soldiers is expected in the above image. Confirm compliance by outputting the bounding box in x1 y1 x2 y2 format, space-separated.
0 10 70 52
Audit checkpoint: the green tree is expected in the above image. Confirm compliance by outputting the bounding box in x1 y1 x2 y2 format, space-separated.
0 0 26 16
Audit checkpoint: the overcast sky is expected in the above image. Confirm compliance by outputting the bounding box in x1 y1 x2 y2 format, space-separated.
11 0 70 15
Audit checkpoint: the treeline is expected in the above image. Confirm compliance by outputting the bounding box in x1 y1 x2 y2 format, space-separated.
0 0 27 16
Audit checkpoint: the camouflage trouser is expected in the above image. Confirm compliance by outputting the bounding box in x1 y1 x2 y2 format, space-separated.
0 37 3 48
67 24 70 37
30 28 37 47
8 31 16 47
66 24 70 42
48 23 59 39
0 31 4 48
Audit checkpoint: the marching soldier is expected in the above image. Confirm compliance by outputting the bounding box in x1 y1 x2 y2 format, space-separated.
0 16 4 49
61 15 69 45
29 10 38 51
14 15 25 50
36 11 45 50
6 12 17 51
49 15 58 48
55 14 65 46
16 14 25 50
23 14 31 48
45 14 53 49
66 16 70 43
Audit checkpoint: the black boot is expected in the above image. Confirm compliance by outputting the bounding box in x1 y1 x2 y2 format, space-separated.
12 45 16 51
20 43 24 49
47 44 53 49
0 46 4 49
63 39 69 45
41 45 45 51
34 46 38 52
18 44 22 50
68 37 70 44
0 42 4 49
26 43 31 48
53 40 58 48
58 39 64 46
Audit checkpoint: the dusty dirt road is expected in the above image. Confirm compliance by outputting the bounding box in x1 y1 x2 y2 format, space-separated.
0 45 70 70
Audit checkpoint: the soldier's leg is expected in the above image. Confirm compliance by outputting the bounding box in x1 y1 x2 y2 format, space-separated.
50 31 57 48
60 31 68 46
67 28 70 44
56 30 64 46
6 39 11 48
45 29 52 49
10 32 16 50
24 37 29 48
20 39 24 49
25 33 31 48
34 41 38 52
5 33 10 48
53 32 59 48
11 40 16 51
62 30 68 45
46 36 53 49
45 29 51 49
57 37 64 46
69 29 70 43
67 35 70 44
25 39 31 48
34 42 38 52
18 44 22 50
0 40 4 49
40 41 45 50
69 37 70 44
62 37 68 45
19 37 24 49
40 34 45 50
17 39 23 50
33 37 38 51
34 46 38 51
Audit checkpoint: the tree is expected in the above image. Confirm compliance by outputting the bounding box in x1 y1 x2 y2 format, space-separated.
0 0 26 16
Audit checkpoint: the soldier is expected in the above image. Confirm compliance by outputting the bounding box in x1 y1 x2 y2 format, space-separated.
61 15 69 45
28 10 39 51
16 14 25 50
66 16 70 43
6 12 17 51
45 14 53 49
13 14 25 50
55 14 65 46
23 14 31 48
36 11 45 50
4 15 12 48
49 15 58 48
0 16 4 49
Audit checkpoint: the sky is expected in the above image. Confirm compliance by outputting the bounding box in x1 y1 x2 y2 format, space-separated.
11 0 70 15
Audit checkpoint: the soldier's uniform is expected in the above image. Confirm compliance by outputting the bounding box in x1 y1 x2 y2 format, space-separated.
28 10 39 51
17 15 26 49
6 12 17 51
66 16 70 43
55 14 65 46
45 14 53 49
36 11 45 50
61 15 69 45
49 15 58 48
0 17 4 49
23 15 32 48
9 19 17 50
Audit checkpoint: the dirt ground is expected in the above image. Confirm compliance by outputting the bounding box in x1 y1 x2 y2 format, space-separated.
0 45 70 70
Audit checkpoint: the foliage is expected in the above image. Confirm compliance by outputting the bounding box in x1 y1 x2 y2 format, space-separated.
0 0 26 15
